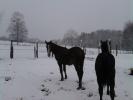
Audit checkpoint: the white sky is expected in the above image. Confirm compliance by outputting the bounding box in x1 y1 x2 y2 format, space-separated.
0 0 132 40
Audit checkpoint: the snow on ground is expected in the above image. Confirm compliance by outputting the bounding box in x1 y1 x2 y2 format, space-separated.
0 42 133 100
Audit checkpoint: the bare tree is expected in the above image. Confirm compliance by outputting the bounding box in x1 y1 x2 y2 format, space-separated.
7 12 28 44
0 11 5 29
63 29 78 46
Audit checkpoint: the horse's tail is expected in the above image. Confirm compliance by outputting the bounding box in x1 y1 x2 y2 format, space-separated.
96 68 108 87
78 49 85 69
101 70 109 87
82 48 86 56
101 62 115 86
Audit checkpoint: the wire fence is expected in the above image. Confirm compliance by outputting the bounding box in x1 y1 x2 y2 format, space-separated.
0 40 132 60
0 41 47 59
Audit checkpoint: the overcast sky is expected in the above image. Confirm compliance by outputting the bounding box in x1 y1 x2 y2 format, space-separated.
0 0 132 40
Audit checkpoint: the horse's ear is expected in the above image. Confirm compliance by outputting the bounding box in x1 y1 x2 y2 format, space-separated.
50 41 52 43
100 40 103 44
45 40 47 44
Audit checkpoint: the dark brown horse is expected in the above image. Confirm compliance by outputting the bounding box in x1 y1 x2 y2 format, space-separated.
95 40 115 100
45 41 85 90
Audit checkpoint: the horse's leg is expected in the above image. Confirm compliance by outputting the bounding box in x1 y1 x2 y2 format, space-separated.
98 84 103 100
107 84 110 95
110 80 115 100
75 62 84 90
78 61 85 90
52 52 54 57
63 65 67 79
74 66 80 89
58 62 64 81
74 64 80 89
78 69 84 90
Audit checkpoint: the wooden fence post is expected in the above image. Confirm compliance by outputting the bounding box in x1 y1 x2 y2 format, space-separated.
10 40 14 59
116 45 118 56
34 45 36 58
36 42 38 58
34 42 39 58
108 40 112 54
98 41 100 54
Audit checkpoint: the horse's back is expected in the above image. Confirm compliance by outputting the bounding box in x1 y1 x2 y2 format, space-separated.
95 53 115 85
61 47 85 65
69 47 85 58
96 53 115 68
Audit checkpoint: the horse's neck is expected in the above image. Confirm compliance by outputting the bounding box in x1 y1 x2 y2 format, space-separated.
52 45 67 56
101 49 109 53
101 51 109 54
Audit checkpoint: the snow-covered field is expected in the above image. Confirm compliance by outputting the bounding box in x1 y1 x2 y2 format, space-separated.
0 41 133 100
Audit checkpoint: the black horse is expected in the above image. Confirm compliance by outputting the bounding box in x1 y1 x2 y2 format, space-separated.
95 40 115 100
45 41 85 90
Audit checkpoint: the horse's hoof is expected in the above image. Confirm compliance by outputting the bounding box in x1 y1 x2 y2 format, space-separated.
107 91 110 95
77 87 81 90
81 87 86 90
60 79 64 81
65 77 67 79
77 87 85 90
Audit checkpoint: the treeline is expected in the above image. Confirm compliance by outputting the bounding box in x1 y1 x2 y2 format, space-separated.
61 21 133 51
62 29 123 49
0 11 132 51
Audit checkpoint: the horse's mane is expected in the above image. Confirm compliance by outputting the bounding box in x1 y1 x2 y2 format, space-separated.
101 41 109 53
51 42 68 50
50 42 68 56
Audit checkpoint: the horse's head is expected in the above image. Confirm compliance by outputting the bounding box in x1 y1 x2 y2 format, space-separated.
45 40 53 57
100 40 109 53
